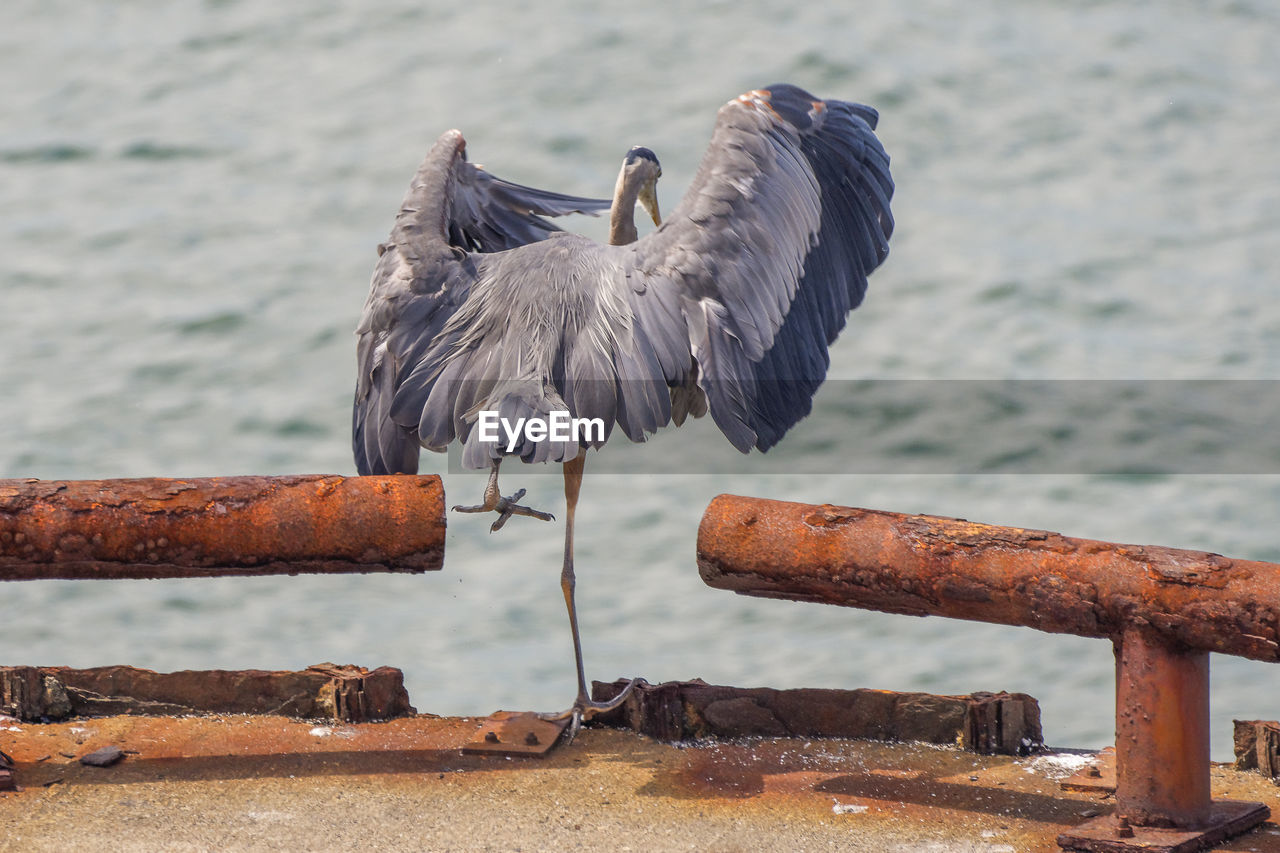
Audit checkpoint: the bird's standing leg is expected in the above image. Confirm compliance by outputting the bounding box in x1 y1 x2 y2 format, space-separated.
451 459 555 533
541 453 645 740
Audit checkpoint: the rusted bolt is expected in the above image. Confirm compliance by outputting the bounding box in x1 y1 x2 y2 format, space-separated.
484 731 500 743
1115 817 1134 838
524 732 540 746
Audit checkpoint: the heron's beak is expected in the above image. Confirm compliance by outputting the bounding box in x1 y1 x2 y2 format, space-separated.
638 180 661 227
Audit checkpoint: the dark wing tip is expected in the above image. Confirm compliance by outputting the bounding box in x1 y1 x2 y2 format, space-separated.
675 84 892 453
751 84 882 133
754 84 821 129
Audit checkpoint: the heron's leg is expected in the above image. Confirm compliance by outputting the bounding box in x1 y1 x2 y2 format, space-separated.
539 454 646 740
451 459 555 532
561 454 590 704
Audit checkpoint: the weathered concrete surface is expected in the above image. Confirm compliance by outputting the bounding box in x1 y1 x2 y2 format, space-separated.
0 664 413 723
2 714 1279 852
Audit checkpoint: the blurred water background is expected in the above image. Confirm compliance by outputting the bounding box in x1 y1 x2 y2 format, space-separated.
3 0 1279 759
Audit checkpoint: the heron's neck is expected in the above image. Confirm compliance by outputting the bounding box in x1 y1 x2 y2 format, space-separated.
608 169 640 246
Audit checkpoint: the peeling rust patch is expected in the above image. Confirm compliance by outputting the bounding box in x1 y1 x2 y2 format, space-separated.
1145 551 1233 588
901 517 1056 555
802 505 866 528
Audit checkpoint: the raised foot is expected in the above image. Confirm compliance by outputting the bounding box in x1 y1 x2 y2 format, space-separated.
538 677 649 743
451 487 555 532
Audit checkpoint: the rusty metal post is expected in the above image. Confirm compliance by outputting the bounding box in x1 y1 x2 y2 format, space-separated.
1059 628 1269 850
0 475 444 580
696 495 1274 852
1114 626 1211 828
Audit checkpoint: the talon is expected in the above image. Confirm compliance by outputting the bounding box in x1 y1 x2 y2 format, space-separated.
579 677 647 721
490 500 555 533
454 464 554 529
537 677 648 737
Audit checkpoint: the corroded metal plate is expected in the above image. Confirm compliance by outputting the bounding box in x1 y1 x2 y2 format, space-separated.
1057 799 1270 853
462 711 569 757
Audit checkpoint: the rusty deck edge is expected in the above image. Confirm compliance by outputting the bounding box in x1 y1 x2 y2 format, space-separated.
1 663 415 724
590 678 1044 755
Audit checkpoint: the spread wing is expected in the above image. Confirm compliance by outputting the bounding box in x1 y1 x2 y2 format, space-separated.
621 83 894 451
352 130 612 475
447 155 615 252
354 84 895 475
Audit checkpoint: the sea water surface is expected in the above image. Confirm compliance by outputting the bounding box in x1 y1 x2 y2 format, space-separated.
3 1 1279 759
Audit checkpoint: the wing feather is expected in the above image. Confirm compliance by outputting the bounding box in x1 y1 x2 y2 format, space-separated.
624 84 894 451
352 131 610 474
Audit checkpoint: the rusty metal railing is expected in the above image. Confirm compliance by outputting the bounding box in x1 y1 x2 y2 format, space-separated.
0 474 443 792
697 494 1275 852
0 475 444 579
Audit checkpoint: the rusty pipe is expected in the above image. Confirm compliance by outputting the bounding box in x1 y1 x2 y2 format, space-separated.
0 475 444 580
697 495 1280 662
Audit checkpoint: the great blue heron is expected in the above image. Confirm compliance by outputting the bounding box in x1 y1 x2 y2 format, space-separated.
353 84 894 734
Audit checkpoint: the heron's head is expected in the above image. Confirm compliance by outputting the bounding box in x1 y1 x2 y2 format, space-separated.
622 146 662 226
